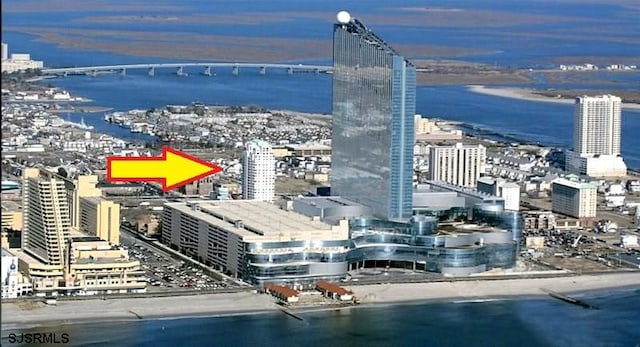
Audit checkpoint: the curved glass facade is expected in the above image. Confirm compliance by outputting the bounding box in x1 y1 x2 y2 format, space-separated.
346 217 517 275
244 240 350 285
472 203 524 241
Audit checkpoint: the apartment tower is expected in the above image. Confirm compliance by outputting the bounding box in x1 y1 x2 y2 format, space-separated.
429 143 486 188
242 139 276 202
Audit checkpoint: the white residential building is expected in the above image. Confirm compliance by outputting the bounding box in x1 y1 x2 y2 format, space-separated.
242 139 275 202
574 95 621 156
428 143 486 187
568 95 626 177
551 178 597 220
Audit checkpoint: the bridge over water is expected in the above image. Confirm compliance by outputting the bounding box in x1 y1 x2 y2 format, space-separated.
41 62 334 77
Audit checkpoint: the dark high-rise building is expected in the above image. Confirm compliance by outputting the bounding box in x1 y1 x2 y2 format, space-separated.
331 11 416 221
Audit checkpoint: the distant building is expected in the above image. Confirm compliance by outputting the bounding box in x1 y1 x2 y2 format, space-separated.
210 185 231 200
567 95 626 177
477 177 520 211
1 42 7 61
161 200 350 285
414 115 463 141
551 178 597 221
522 211 556 232
429 143 486 187
565 152 627 178
574 95 621 156
1 45 44 73
242 139 275 202
331 12 415 221
1 201 23 231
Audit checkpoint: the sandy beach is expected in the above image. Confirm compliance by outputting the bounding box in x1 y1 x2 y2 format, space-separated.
468 85 640 111
346 272 640 304
1 291 279 328
2 273 639 328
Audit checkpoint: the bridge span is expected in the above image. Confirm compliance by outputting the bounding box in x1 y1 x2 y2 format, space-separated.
41 62 334 77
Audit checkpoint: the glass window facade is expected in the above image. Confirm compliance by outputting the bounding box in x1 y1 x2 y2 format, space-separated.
331 19 415 221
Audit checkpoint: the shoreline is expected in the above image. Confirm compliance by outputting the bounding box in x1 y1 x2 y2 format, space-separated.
2 272 638 330
467 85 640 112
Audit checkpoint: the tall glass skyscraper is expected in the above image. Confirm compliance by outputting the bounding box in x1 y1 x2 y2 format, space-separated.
331 12 416 221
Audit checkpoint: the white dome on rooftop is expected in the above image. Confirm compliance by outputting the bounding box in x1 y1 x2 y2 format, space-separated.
337 11 351 24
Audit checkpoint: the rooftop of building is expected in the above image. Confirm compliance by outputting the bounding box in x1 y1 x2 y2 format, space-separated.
552 177 597 189
285 143 332 151
576 94 622 102
1 247 16 257
293 196 365 209
79 196 106 204
246 139 272 150
417 181 503 201
442 223 508 235
165 200 346 241
11 248 62 268
1 200 21 212
336 14 413 66
69 236 104 243
431 142 485 149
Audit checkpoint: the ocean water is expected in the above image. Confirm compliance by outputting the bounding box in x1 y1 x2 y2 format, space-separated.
2 0 639 168
3 288 639 347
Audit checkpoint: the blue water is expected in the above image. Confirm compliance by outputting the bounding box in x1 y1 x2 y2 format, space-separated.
2 288 639 347
2 0 639 168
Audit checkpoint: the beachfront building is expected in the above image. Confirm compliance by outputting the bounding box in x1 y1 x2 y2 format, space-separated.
16 169 143 296
242 139 276 202
551 178 597 223
14 237 146 296
331 11 416 221
161 200 350 286
22 168 71 267
346 216 518 276
566 95 627 177
428 143 486 188
1 248 33 298
291 190 520 277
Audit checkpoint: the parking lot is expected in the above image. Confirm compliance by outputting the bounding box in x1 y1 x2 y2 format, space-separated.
120 230 234 292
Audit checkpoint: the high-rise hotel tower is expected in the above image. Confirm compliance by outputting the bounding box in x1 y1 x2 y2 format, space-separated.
242 139 276 202
22 168 71 266
331 11 416 221
567 95 626 177
574 95 621 156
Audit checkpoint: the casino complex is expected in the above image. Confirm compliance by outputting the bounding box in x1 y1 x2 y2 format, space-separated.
162 12 522 286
